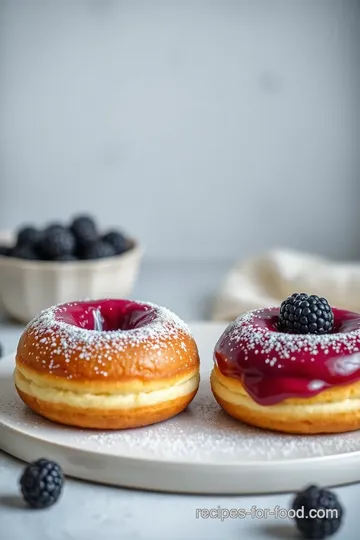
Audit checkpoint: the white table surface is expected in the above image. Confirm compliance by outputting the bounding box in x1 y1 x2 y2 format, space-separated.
0 259 358 540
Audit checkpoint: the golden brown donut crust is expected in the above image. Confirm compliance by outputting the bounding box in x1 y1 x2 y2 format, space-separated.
14 301 200 429
17 321 199 388
211 366 360 434
16 388 198 430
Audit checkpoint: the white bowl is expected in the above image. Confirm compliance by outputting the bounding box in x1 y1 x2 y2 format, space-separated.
0 232 142 323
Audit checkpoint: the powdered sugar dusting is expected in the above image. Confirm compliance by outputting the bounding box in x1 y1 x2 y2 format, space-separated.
20 300 193 378
3 377 360 463
73 382 360 461
221 307 360 361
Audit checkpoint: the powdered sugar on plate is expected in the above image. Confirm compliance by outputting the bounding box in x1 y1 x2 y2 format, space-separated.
3 321 360 493
2 372 360 463
69 381 360 462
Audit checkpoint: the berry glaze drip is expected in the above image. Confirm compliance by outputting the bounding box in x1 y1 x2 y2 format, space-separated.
214 307 360 406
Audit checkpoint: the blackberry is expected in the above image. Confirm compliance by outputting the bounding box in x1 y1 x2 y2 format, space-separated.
278 293 334 334
292 485 343 539
102 230 128 255
38 226 75 260
11 244 38 260
70 215 98 248
44 223 64 234
16 226 42 247
19 458 64 509
81 240 116 259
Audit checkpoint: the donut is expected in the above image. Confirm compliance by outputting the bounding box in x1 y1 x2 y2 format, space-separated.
211 297 360 434
14 299 200 429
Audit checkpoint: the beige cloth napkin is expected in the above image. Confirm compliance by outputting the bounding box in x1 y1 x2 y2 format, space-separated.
211 249 360 321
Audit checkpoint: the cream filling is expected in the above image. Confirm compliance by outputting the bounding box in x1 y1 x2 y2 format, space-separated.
14 368 199 410
212 376 360 416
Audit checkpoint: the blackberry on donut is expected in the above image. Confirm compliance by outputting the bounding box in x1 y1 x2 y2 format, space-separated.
278 293 334 334
211 294 360 434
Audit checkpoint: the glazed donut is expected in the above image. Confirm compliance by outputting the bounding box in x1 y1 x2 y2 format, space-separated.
211 304 360 434
14 299 200 429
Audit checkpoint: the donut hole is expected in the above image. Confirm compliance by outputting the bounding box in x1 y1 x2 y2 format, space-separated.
54 299 157 332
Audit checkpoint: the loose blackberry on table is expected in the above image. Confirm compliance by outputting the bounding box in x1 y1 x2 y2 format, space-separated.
19 458 64 509
278 293 334 334
292 485 343 539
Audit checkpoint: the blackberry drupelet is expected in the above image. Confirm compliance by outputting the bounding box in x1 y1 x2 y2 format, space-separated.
38 227 76 260
70 215 98 248
81 240 116 259
278 293 334 334
292 485 343 539
20 458 64 509
102 231 128 255
16 226 42 247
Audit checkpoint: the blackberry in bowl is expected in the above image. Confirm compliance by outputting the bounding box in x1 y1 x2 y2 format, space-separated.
0 215 141 322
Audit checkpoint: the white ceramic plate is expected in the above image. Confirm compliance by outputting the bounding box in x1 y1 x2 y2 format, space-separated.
1 322 360 494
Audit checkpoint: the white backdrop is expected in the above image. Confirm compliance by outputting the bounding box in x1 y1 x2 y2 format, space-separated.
1 0 359 260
